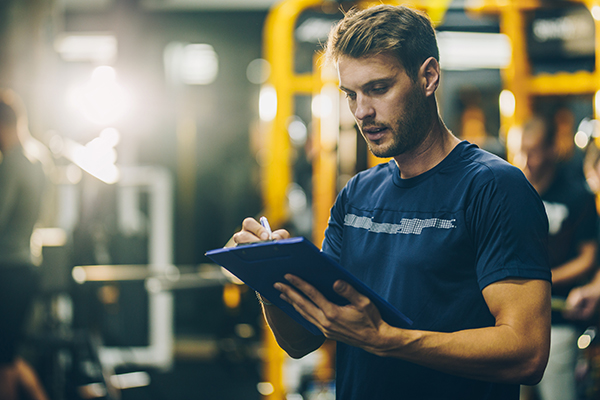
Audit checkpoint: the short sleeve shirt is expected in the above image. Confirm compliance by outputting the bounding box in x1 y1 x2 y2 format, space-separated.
322 141 550 400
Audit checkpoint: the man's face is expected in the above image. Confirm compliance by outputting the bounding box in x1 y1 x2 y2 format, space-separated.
517 123 555 183
338 53 431 158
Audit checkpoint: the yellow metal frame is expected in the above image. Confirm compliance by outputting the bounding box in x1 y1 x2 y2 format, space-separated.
467 0 600 139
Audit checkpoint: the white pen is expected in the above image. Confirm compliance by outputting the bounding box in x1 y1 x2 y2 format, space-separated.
259 216 273 240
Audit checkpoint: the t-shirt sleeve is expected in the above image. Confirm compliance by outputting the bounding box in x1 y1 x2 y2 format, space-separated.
468 167 551 290
321 186 347 264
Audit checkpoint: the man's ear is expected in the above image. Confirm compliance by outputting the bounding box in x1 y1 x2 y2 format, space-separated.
419 57 440 97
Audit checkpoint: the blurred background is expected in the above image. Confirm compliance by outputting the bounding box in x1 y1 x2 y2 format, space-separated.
4 0 600 399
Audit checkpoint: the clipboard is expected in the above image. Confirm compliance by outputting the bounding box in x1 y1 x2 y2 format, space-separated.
205 237 413 336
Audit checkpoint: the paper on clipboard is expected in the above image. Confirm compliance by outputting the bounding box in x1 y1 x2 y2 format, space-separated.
205 237 413 336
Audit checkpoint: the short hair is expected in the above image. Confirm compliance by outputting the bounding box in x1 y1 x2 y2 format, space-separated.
324 4 439 81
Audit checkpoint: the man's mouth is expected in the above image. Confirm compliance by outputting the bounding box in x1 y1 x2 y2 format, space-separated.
362 126 388 141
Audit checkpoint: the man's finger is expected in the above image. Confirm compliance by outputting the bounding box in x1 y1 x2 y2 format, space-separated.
275 281 324 327
241 217 271 240
334 279 371 308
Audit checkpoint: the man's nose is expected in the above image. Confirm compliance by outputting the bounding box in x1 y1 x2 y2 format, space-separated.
354 95 375 121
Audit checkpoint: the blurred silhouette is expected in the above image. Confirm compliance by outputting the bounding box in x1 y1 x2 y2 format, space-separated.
517 113 599 400
564 140 600 322
0 90 49 400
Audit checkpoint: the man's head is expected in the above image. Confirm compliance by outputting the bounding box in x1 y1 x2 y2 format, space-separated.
327 5 442 159
517 115 558 184
325 5 439 82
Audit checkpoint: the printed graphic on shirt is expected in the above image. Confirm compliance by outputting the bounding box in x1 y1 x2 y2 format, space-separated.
344 213 456 235
542 201 569 235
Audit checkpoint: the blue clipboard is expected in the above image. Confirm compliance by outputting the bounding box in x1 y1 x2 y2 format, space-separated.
205 237 412 336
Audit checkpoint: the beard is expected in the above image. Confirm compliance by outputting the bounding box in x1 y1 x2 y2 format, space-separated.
362 86 431 159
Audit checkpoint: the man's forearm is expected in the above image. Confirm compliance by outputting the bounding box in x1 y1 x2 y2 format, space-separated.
261 301 325 359
372 322 548 385
363 279 551 385
552 241 597 288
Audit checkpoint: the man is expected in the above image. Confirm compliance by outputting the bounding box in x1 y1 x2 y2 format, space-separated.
0 91 49 400
234 5 551 399
564 139 600 321
516 114 598 400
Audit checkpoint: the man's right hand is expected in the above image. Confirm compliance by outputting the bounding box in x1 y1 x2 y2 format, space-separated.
232 217 290 245
563 284 600 321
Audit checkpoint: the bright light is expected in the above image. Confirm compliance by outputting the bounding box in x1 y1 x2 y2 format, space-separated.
110 372 151 390
257 382 274 396
66 164 83 184
287 183 308 213
54 33 117 63
499 90 516 118
61 132 120 184
72 266 87 284
593 6 600 21
437 31 511 70
506 125 523 167
100 127 121 147
312 93 333 119
574 131 590 149
287 116 307 146
181 44 218 85
246 58 271 84
259 85 277 122
164 42 218 85
72 144 120 184
578 328 596 349
68 66 131 125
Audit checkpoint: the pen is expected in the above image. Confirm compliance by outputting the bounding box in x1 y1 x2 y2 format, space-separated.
260 216 272 240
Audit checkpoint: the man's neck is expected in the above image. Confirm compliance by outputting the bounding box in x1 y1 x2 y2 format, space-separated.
393 118 460 179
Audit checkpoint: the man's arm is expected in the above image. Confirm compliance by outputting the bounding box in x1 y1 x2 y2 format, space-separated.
232 217 326 358
276 275 551 385
551 240 597 289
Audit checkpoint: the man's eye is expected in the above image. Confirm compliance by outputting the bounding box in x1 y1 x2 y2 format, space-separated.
372 86 388 94
344 92 356 100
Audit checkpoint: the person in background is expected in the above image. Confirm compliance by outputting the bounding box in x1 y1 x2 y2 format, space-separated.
0 90 49 400
233 5 551 399
516 114 599 400
563 139 600 321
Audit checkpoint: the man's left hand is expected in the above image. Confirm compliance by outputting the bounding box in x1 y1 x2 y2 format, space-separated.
274 274 391 353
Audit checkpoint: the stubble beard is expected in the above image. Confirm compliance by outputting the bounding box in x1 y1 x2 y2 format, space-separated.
365 88 431 159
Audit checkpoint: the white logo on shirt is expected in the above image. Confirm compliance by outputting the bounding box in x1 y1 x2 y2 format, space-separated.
344 214 456 235
543 201 569 235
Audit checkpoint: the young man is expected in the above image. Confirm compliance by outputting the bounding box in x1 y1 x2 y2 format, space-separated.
516 114 598 400
234 5 551 399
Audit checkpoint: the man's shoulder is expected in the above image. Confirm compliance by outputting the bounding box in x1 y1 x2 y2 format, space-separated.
456 142 527 184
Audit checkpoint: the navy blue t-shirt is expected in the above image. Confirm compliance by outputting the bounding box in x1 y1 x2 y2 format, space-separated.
321 141 551 400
